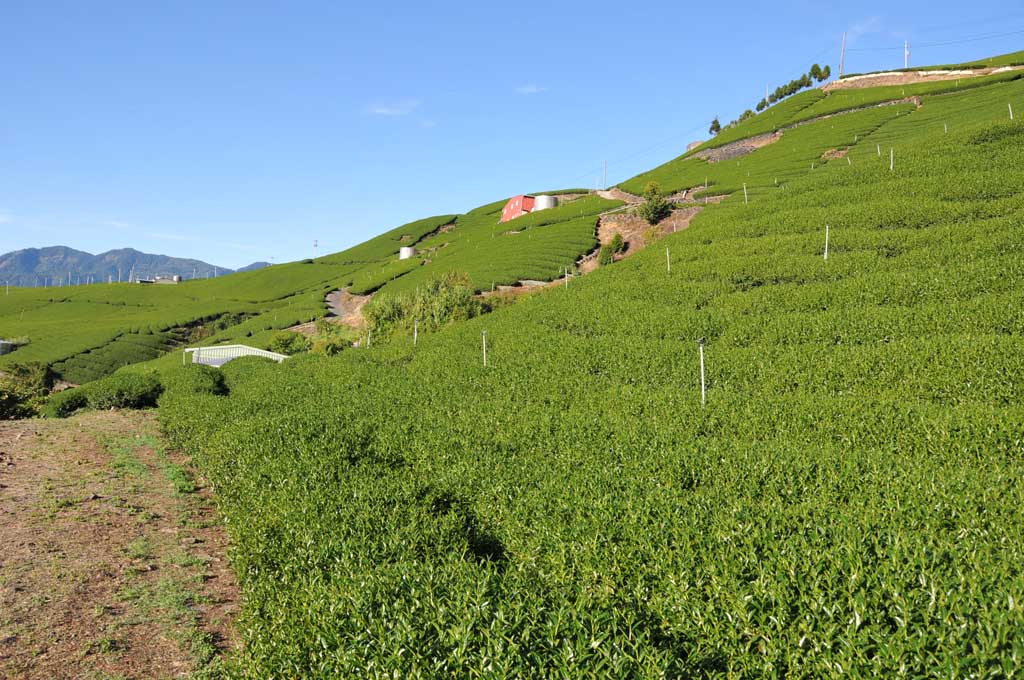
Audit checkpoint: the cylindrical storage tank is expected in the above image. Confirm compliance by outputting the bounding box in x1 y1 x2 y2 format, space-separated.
533 195 558 211
399 246 416 260
172 275 182 283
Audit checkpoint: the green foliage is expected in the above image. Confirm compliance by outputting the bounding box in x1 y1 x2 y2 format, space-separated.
376 195 621 296
0 361 54 419
42 388 88 418
158 364 228 399
86 372 163 410
159 81 1024 675
708 116 721 134
610 232 625 254
365 271 482 336
318 215 457 265
267 331 310 356
310 337 346 356
636 186 672 225
597 244 615 265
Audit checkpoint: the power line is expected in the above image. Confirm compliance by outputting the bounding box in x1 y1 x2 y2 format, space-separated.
847 27 1024 51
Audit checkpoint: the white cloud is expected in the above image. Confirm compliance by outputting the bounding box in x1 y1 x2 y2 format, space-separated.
366 99 421 116
515 84 547 95
420 119 437 129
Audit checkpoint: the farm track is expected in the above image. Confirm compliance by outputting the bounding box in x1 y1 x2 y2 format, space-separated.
288 288 372 335
0 411 238 678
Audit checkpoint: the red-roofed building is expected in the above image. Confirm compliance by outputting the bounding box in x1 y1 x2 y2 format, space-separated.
501 195 536 223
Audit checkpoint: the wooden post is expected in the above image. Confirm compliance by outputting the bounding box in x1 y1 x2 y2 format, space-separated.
743 183 748 204
666 246 671 274
890 148 894 172
413 319 418 346
824 224 830 260
482 330 487 367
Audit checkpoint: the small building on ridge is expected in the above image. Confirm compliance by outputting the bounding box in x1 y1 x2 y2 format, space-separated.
500 194 558 223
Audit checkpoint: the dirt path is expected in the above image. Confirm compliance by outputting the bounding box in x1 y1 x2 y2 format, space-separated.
0 411 238 679
288 288 373 336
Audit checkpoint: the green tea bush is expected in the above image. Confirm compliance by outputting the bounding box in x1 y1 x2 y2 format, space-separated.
160 86 1024 676
159 364 228 399
42 388 88 418
86 372 163 410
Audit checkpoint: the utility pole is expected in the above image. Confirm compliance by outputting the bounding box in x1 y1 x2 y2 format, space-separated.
904 40 910 69
602 160 607 190
313 239 318 260
838 32 847 79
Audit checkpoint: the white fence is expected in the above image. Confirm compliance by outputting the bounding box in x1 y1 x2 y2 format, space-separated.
184 344 289 368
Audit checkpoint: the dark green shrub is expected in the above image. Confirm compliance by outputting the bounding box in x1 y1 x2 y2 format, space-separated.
267 331 310 355
42 388 88 418
597 244 615 266
637 192 672 225
610 232 625 253
0 362 54 419
311 337 347 356
86 372 163 410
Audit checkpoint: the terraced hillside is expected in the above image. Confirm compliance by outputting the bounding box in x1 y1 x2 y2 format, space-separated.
149 61 1024 676
3 47 1024 677
0 199 616 382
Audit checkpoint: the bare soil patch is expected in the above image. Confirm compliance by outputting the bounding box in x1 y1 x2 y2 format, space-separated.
289 288 373 336
693 132 781 163
0 410 238 679
822 65 1024 92
596 188 643 205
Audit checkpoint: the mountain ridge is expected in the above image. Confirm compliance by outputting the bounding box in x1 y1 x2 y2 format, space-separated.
0 245 267 286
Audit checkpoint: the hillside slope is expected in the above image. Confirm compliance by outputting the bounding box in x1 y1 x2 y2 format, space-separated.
154 67 1024 676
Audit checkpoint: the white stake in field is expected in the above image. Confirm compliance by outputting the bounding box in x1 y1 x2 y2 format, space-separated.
824 224 830 260
481 329 488 367
698 338 706 408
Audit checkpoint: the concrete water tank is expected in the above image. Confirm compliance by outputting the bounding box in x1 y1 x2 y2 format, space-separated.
399 246 416 260
533 195 558 211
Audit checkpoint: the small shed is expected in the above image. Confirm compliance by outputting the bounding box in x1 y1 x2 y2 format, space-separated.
500 194 558 223
501 195 535 223
0 340 15 356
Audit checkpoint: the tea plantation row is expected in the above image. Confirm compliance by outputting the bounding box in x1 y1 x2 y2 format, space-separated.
157 97 1024 675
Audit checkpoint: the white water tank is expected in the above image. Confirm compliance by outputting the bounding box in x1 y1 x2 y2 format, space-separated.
399 246 416 260
533 195 558 211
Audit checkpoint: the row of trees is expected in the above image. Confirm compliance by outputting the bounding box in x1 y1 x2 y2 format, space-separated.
756 63 831 111
709 64 831 135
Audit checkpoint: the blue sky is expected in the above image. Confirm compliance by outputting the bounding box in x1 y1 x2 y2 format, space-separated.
2 1 1022 268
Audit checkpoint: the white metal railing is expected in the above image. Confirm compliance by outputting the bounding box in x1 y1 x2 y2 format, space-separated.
183 344 289 367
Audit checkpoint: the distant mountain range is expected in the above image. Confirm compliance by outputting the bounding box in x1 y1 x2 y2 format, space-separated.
0 246 269 287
